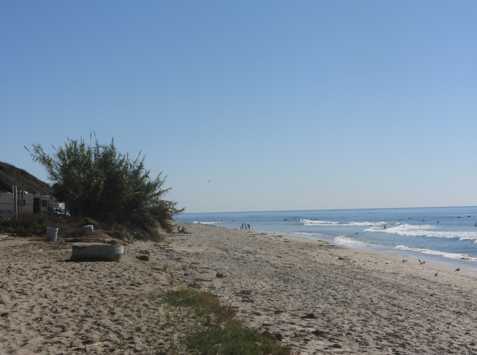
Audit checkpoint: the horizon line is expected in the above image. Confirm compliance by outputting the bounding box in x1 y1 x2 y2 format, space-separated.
180 204 477 215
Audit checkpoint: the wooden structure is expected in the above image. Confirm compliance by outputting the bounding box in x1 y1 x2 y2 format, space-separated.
0 161 52 219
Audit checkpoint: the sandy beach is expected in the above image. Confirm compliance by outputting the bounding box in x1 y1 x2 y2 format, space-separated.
1 224 477 354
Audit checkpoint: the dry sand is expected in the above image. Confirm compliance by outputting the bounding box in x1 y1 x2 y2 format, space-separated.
0 235 186 354
1 224 477 354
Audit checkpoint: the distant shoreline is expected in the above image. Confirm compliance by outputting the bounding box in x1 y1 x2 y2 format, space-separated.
185 221 477 272
178 206 477 269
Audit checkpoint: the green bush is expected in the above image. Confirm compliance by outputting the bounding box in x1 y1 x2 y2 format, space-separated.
80 217 99 227
164 288 235 323
187 321 290 355
29 137 182 238
0 215 47 236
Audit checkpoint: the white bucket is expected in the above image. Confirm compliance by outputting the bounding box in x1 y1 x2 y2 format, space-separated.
82 224 94 234
47 226 59 242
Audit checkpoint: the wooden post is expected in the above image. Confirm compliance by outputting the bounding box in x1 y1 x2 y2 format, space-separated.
19 187 23 218
12 185 18 220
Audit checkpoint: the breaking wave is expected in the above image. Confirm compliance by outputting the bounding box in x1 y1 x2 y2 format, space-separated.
301 219 386 227
333 236 369 248
395 245 477 261
366 224 477 243
193 221 221 225
301 219 340 226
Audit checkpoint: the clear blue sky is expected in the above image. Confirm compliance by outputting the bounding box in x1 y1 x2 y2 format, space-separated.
2 1 477 212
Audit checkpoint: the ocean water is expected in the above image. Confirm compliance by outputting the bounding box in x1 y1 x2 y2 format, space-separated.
177 206 477 267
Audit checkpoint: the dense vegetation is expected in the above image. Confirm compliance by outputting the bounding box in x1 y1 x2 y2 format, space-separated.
0 215 47 236
29 137 182 238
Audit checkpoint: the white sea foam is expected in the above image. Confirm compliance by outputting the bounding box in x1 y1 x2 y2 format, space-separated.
301 219 386 227
345 221 388 227
334 236 368 248
395 245 477 261
193 221 221 225
366 224 477 243
301 219 340 226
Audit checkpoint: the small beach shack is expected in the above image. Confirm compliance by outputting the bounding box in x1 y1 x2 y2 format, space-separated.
0 161 53 218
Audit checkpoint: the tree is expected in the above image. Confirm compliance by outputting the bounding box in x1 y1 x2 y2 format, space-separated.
29 137 182 237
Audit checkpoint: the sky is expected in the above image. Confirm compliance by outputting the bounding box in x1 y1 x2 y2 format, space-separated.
1 1 477 212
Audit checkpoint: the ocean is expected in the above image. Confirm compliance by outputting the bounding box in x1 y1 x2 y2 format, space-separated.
177 206 477 267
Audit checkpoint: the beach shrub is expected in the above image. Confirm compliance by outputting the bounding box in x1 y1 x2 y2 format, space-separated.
80 217 99 227
0 215 47 236
29 137 182 238
164 288 236 323
163 288 290 355
186 321 290 355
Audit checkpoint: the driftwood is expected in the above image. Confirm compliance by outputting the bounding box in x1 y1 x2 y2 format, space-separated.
71 243 124 261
